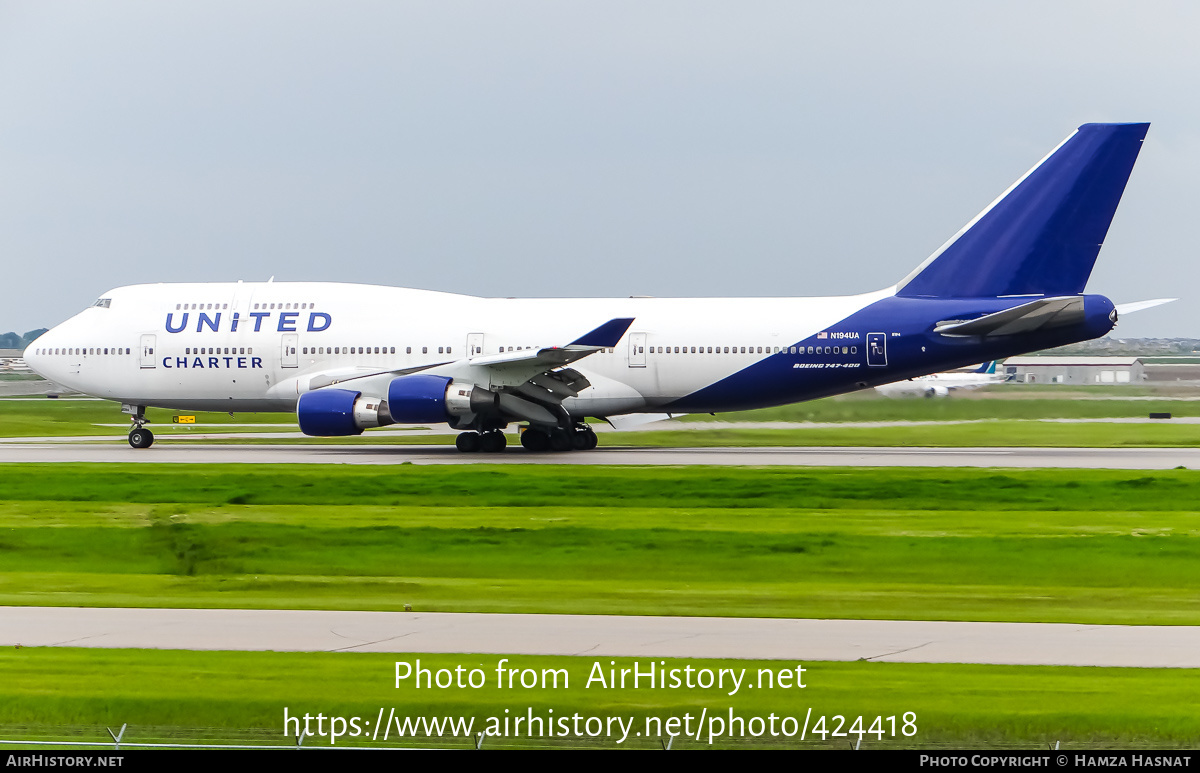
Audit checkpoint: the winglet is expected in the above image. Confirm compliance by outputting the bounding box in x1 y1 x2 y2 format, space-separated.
570 318 635 348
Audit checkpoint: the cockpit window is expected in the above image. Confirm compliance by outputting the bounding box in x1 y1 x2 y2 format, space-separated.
92 298 112 309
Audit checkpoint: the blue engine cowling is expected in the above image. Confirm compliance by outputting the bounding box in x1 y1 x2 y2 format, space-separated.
386 374 499 424
297 388 364 436
387 374 455 424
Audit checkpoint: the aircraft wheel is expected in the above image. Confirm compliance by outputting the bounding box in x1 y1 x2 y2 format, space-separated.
480 431 507 453
520 429 549 452
128 428 154 449
571 429 591 450
549 429 572 452
584 427 598 450
455 432 481 452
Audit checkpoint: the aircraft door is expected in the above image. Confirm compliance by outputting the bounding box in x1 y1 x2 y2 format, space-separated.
867 333 887 367
139 334 156 369
629 332 647 368
281 333 298 368
467 333 485 358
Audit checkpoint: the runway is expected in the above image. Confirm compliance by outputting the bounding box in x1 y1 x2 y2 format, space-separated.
1 442 1200 468
3 607 1197 668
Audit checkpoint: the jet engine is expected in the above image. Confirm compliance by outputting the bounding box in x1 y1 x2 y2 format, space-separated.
296 388 390 436
386 374 498 423
297 376 500 436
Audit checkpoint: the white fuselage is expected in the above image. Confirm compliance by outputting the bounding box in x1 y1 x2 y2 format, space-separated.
25 281 893 418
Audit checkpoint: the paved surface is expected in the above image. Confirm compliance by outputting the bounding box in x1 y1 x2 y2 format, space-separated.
1 443 1199 468
2 607 1197 667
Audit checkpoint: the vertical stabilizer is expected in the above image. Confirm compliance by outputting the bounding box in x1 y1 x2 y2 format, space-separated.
897 123 1148 299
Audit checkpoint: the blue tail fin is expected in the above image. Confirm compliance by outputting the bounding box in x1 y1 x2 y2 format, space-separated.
973 361 997 375
897 123 1148 299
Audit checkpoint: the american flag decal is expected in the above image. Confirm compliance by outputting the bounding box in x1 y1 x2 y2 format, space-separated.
817 332 828 339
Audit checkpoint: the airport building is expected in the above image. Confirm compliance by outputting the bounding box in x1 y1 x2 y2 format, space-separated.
1003 356 1145 385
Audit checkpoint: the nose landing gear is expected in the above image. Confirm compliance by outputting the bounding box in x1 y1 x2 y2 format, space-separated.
122 403 153 449
129 427 154 449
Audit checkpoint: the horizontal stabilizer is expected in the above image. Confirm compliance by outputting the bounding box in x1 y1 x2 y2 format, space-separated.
1115 298 1176 316
570 318 635 348
934 296 1084 337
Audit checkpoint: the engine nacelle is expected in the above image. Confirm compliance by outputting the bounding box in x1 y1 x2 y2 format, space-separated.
925 385 951 398
386 374 498 424
297 388 391 436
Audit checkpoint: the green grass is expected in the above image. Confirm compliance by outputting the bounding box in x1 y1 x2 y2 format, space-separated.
617 422 1200 447
0 649 1195 749
687 389 1200 423
2 464 1199 624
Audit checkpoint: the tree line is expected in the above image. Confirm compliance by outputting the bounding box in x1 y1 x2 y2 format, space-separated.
0 329 49 350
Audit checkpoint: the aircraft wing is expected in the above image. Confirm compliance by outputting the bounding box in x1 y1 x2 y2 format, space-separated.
459 317 635 385
299 318 636 426
934 296 1084 337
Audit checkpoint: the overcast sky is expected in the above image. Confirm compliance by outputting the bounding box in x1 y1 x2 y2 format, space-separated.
1 1 1196 337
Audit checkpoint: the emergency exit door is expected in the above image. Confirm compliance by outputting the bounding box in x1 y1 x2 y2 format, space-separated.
281 333 298 368
628 332 647 367
139 334 156 369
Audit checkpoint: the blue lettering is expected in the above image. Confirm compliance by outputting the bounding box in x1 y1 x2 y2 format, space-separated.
163 357 172 369
208 357 218 368
249 312 270 332
307 312 331 332
252 357 263 369
223 357 233 367
237 357 246 368
231 312 241 333
176 357 188 368
278 312 298 332
193 358 204 368
197 313 221 333
166 313 188 333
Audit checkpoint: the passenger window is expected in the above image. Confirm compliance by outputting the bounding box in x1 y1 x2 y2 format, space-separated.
422 347 428 354
406 346 412 354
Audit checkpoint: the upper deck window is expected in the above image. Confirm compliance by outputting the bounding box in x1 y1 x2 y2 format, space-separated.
92 298 111 309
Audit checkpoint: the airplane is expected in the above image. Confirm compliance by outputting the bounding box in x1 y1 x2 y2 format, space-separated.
24 122 1169 452
874 361 1005 397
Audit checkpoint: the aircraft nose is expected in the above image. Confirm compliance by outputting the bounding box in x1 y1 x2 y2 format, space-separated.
23 327 64 381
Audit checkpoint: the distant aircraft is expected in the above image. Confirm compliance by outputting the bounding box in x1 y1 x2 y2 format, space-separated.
24 123 1172 451
875 361 1005 398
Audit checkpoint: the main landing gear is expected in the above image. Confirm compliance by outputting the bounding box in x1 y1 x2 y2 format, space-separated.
453 425 598 453
455 430 507 453
123 404 154 449
519 425 598 453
